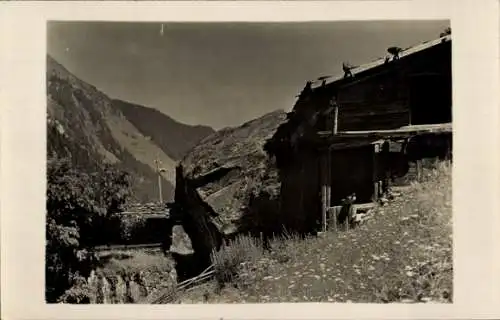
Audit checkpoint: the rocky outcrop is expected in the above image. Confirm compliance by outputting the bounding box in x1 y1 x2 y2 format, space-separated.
171 110 288 267
59 253 177 304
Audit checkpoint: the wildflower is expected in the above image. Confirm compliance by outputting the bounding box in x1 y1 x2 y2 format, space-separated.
406 271 415 277
371 255 381 261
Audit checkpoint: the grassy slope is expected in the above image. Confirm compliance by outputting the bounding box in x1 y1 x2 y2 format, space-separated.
113 99 215 161
175 162 452 304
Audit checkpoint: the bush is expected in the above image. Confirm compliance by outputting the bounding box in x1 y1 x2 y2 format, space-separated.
119 213 147 243
211 235 263 287
46 155 132 302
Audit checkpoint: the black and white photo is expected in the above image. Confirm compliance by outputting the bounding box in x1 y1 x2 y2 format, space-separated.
45 20 454 304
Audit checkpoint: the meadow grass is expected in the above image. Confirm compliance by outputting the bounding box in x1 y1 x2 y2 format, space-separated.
179 162 452 303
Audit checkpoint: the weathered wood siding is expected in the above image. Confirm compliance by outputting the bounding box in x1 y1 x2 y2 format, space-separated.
336 68 409 131
278 151 322 233
335 39 451 131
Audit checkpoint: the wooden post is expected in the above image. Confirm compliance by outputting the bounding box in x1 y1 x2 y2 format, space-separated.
332 104 339 135
154 155 163 204
416 159 423 182
333 207 338 232
321 185 327 232
372 143 379 202
345 211 349 231
320 154 328 233
326 147 331 215
372 182 379 202
328 207 339 232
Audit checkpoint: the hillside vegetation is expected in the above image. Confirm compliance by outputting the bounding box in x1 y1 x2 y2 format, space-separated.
113 99 214 161
168 162 452 303
46 56 214 202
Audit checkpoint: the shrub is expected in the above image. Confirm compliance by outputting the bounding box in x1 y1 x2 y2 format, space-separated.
119 213 147 243
211 235 263 287
46 155 132 302
57 276 95 304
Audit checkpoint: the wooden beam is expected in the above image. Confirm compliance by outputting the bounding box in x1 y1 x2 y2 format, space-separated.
318 123 452 140
320 153 329 233
321 185 327 232
332 104 339 135
372 143 379 202
326 147 332 212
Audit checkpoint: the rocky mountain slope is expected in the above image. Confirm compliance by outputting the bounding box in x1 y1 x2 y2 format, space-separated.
46 56 214 202
171 110 288 263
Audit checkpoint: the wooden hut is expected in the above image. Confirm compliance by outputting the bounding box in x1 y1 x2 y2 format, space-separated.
265 34 453 233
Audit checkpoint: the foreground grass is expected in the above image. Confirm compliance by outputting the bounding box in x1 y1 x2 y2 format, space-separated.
177 162 452 303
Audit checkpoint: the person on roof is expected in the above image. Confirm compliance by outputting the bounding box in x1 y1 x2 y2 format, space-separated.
387 46 403 60
342 62 354 78
297 81 313 99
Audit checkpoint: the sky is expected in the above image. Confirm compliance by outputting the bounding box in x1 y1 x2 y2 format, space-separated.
47 20 450 130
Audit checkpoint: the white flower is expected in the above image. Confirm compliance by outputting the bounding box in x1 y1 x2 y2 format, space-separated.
406 271 415 277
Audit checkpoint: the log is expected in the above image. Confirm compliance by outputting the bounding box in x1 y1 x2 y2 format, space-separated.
327 206 341 232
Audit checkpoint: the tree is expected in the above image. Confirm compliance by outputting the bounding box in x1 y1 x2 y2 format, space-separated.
45 155 132 302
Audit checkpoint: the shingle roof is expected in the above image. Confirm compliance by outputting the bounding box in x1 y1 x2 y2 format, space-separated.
310 34 451 89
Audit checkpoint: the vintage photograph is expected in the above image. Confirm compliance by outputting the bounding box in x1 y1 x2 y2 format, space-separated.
46 20 452 304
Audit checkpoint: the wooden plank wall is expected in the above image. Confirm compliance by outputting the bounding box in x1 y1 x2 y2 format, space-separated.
336 67 409 131
335 40 451 132
278 151 322 234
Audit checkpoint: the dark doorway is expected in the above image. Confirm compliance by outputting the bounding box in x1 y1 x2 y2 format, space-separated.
409 73 451 125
